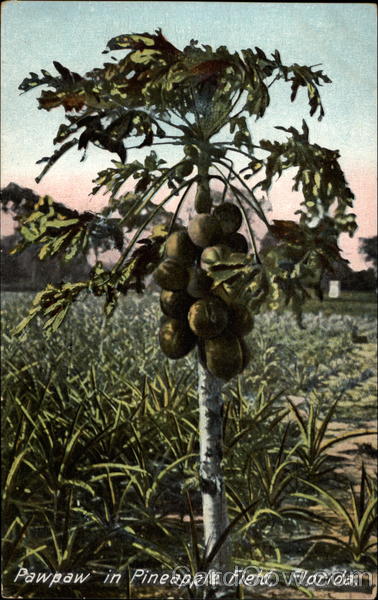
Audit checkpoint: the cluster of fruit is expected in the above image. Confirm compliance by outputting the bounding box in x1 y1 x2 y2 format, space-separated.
153 203 253 381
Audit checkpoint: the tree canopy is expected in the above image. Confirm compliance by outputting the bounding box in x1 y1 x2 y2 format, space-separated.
13 29 357 336
359 236 377 270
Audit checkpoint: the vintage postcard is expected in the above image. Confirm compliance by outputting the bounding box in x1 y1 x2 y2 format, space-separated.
1 2 377 599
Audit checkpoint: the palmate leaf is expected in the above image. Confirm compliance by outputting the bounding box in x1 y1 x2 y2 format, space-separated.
92 151 167 199
18 31 335 194
287 64 331 120
103 28 181 57
107 109 166 145
240 48 271 119
11 282 87 338
77 110 166 161
229 115 254 152
208 252 253 286
92 160 144 197
264 222 341 299
206 241 316 327
93 156 192 240
77 114 126 162
271 51 331 120
90 32 188 114
113 226 168 296
10 195 95 261
47 108 166 183
258 121 356 236
263 224 344 286
19 68 59 94
207 253 267 310
19 60 171 182
101 30 239 117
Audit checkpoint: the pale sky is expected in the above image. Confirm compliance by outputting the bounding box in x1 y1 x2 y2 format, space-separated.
1 1 377 269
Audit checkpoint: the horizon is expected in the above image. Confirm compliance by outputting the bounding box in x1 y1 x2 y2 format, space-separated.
1 177 375 273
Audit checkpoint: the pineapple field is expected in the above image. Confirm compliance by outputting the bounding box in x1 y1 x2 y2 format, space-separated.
1 290 376 599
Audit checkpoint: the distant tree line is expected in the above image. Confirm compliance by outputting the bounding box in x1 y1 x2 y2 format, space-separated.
1 182 184 291
359 236 377 271
1 182 376 293
324 262 376 292
1 231 91 291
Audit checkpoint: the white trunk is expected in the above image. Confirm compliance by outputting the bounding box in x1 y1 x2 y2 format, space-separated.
198 362 231 575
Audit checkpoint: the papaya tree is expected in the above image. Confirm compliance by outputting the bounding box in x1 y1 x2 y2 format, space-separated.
14 29 357 590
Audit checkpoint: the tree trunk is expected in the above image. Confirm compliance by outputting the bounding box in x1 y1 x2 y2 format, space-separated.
198 362 231 576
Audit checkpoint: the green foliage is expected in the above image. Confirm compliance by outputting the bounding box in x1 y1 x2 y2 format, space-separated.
288 396 377 480
20 31 330 124
257 121 357 236
11 282 87 338
1 182 40 218
4 189 124 262
359 235 378 270
10 225 168 336
6 30 367 594
295 466 377 565
10 195 95 261
14 30 358 338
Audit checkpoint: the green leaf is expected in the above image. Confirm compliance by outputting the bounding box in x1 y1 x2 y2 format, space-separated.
14 195 95 262
19 69 57 93
12 281 87 337
258 123 356 238
11 315 35 337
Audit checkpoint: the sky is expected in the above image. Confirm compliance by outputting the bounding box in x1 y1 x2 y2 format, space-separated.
1 1 377 269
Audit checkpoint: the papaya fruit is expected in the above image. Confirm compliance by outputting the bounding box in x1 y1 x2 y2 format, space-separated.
187 267 213 298
227 232 248 253
175 160 194 178
213 202 243 235
200 244 231 272
159 318 196 359
160 289 194 319
154 258 189 291
188 214 222 248
188 296 228 338
228 302 254 336
165 231 197 266
204 331 243 380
